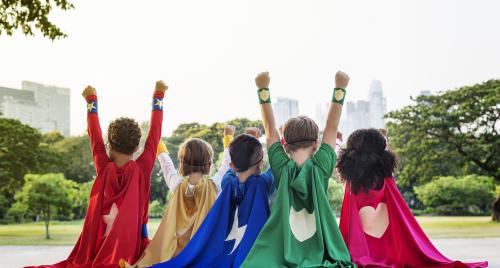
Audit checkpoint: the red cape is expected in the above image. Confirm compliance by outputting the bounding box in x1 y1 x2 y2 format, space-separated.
27 162 150 268
339 177 488 268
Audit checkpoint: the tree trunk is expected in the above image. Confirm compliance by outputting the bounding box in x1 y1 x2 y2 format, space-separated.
45 206 51 239
492 194 500 222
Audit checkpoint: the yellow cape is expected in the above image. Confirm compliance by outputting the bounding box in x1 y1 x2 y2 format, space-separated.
124 178 218 268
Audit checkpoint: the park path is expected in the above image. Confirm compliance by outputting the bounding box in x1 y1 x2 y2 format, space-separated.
1 238 499 268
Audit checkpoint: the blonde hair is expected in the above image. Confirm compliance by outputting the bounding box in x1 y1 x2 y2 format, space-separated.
283 116 319 151
178 138 213 176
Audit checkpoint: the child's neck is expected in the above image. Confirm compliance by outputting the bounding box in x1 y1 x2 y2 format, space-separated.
289 147 316 167
236 169 256 183
111 151 133 168
187 172 204 185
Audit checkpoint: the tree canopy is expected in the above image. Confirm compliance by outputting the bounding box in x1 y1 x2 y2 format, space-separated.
0 0 74 40
386 79 500 220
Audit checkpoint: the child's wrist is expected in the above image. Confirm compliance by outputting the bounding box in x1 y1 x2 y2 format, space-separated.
85 95 97 102
86 96 98 114
332 87 346 105
153 91 165 98
223 135 234 148
156 141 168 156
152 92 164 111
257 88 271 104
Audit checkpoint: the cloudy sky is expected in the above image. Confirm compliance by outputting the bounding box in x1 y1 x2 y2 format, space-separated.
1 0 499 136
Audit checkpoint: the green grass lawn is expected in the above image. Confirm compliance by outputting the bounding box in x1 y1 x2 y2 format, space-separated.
0 217 498 245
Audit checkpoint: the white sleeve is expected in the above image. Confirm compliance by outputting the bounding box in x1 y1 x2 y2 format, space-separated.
210 148 231 192
158 152 183 192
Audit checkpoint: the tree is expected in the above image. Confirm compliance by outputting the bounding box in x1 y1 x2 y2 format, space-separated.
386 80 500 220
53 135 95 183
0 0 74 40
72 180 93 219
414 175 495 215
494 186 500 221
327 179 344 215
42 131 65 144
148 200 165 218
0 117 42 213
13 173 77 239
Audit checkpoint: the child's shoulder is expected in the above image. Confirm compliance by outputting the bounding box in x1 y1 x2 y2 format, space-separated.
312 143 336 162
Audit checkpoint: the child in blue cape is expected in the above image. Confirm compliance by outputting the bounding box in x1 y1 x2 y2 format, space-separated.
150 129 274 268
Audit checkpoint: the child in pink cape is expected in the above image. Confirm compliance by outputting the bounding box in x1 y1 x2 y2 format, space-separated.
338 128 487 268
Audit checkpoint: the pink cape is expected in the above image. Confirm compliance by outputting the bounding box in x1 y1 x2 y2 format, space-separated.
339 177 488 268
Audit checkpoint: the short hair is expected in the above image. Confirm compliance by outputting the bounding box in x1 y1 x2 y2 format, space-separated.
107 117 141 154
283 116 319 151
178 138 213 176
336 128 398 194
229 134 263 172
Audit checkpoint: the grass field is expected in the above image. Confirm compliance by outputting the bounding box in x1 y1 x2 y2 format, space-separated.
0 217 498 245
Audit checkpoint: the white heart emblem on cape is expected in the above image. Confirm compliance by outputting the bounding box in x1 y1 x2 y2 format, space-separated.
289 207 316 242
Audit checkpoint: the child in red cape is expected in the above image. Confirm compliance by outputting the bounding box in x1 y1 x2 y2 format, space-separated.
338 128 487 268
26 81 167 268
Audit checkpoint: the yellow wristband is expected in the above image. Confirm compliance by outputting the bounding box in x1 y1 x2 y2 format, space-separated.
223 135 234 148
156 140 169 156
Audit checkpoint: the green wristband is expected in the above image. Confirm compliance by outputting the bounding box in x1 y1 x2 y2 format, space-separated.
332 88 346 105
258 88 271 104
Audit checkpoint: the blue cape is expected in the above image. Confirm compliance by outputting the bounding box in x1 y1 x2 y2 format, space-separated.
150 169 274 268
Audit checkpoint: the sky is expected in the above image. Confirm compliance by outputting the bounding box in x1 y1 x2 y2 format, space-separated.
1 0 499 136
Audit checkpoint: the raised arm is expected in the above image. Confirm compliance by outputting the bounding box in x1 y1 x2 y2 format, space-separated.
255 72 280 148
82 86 110 174
156 140 183 192
322 71 349 149
136 81 168 171
210 125 235 191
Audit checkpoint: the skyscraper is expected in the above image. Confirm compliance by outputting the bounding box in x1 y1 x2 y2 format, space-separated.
339 80 387 138
368 80 387 129
0 81 70 136
315 102 329 129
274 97 299 128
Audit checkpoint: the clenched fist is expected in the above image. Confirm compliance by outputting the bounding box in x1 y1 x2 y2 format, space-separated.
81 85 96 98
224 125 236 136
255 71 270 89
155 80 168 92
335 71 350 89
245 127 261 139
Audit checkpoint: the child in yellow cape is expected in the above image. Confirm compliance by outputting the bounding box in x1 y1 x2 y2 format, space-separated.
120 125 235 268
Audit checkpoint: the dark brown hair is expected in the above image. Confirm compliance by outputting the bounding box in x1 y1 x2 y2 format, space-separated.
229 134 263 172
336 128 398 194
107 117 141 154
283 115 319 151
178 138 213 176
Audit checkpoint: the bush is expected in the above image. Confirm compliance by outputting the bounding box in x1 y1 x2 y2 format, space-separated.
414 175 495 215
6 202 28 222
328 179 344 215
149 200 165 218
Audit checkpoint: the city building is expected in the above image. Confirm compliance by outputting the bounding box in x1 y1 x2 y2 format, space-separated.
368 80 387 129
338 80 387 139
315 102 330 129
273 97 299 128
0 81 70 136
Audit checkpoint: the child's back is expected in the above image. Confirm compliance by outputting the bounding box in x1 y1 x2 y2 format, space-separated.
242 71 354 268
144 132 275 268
338 128 487 268
27 82 167 268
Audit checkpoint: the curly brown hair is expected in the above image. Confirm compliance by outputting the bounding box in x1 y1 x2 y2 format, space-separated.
336 128 398 194
178 138 213 176
107 117 141 154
